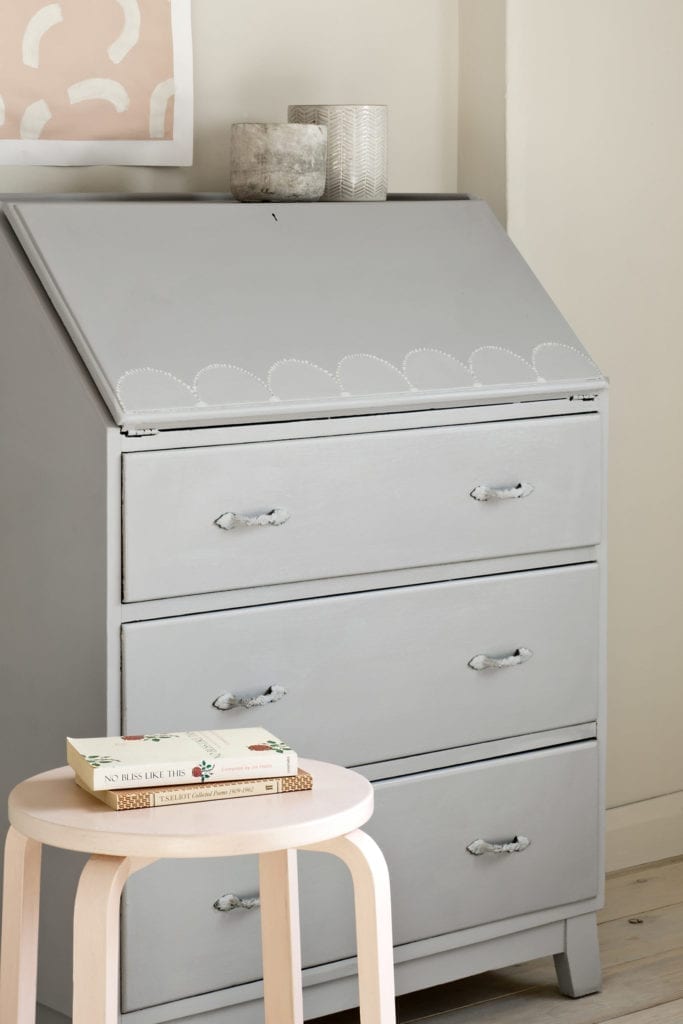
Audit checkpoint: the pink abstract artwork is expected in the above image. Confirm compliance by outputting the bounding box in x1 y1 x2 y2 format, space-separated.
0 0 192 164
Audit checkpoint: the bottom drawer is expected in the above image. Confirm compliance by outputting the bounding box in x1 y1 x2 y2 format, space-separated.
121 741 599 1012
303 740 600 958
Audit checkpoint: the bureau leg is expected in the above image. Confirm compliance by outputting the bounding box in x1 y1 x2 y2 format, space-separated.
0 827 42 1024
306 831 396 1024
554 912 602 997
72 855 153 1024
259 849 303 1024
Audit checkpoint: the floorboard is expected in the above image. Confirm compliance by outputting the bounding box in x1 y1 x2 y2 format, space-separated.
603 1000 683 1024
598 858 683 924
599 902 683 968
311 856 683 1024
416 949 683 1023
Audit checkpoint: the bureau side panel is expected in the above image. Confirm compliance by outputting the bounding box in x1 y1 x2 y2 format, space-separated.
0 217 111 1014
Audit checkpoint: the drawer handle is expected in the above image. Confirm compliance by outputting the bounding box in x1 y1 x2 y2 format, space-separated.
467 835 531 856
212 684 288 712
470 482 534 501
213 893 260 912
214 508 291 530
468 647 533 671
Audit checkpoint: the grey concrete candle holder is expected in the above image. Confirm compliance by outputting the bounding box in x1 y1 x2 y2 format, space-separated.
288 104 388 201
230 123 328 203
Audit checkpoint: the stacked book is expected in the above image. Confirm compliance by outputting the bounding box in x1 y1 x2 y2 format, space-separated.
67 727 311 810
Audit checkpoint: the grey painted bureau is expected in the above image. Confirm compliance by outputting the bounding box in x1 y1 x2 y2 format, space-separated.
0 196 607 1024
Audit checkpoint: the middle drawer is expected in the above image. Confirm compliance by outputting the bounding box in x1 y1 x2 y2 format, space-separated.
122 563 599 763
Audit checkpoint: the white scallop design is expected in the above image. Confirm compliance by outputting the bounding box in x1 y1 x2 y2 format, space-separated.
0 94 5 127
337 354 411 396
68 79 130 113
116 369 196 412
149 78 175 139
403 348 477 390
194 364 269 406
22 3 63 69
108 0 141 64
114 341 603 414
469 346 537 386
268 360 341 401
20 99 52 140
532 342 601 382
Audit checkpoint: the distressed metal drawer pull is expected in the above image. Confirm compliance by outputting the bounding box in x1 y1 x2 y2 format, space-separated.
214 508 291 531
470 482 534 501
213 893 260 912
468 647 533 671
212 684 287 711
467 835 531 856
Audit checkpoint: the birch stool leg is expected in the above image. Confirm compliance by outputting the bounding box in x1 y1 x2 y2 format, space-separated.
553 911 602 997
259 849 303 1024
0 827 42 1024
308 831 396 1024
72 855 153 1024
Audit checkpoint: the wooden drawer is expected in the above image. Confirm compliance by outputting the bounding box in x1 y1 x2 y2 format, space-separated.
121 742 599 1011
122 415 602 602
122 564 600 764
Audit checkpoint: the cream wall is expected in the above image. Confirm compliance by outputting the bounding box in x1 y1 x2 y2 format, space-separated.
505 0 683 862
0 0 458 194
457 0 506 223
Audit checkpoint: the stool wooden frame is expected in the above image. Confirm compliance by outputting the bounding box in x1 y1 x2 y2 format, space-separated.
0 760 395 1024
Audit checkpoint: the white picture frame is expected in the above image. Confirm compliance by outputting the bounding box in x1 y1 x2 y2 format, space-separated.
0 0 193 166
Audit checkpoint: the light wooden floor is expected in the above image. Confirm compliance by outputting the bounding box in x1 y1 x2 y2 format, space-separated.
316 857 683 1024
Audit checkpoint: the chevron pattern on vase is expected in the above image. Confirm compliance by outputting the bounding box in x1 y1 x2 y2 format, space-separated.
288 104 388 201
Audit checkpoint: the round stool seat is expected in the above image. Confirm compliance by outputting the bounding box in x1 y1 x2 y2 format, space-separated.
8 759 373 859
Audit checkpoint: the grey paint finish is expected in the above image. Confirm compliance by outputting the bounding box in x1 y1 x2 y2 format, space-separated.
122 414 602 601
6 199 604 430
0 216 110 1016
358 724 597 783
118 921 565 1024
554 912 602 997
122 564 600 764
122 741 598 1011
37 1007 69 1024
122 853 261 1010
311 741 599 945
0 195 606 1022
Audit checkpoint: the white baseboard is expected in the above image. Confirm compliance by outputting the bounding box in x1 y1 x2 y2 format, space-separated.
606 790 683 872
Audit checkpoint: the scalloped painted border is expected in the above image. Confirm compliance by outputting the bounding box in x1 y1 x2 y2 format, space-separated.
115 343 603 413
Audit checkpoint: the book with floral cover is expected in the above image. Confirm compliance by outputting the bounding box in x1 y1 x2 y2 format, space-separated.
67 728 297 791
74 767 313 810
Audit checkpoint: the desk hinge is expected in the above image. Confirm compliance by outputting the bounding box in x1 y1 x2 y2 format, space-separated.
122 427 160 437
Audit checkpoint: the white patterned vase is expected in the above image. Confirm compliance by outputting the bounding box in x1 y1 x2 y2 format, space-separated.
288 104 388 201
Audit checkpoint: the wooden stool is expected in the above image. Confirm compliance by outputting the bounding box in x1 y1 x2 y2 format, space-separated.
0 759 395 1024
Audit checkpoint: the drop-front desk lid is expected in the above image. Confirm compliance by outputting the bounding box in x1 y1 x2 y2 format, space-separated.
6 198 605 431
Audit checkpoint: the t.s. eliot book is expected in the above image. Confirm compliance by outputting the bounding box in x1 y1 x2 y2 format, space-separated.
67 728 297 791
74 768 313 810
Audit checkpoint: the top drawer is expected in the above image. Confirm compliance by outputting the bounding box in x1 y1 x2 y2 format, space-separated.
122 414 602 602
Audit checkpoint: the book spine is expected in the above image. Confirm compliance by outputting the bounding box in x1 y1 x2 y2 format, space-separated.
127 777 296 809
90 752 298 790
67 745 95 789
